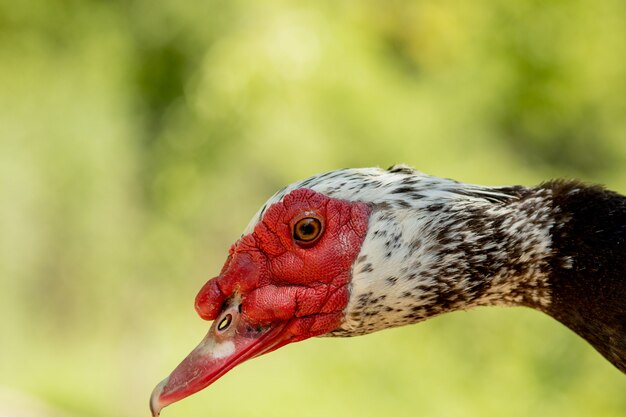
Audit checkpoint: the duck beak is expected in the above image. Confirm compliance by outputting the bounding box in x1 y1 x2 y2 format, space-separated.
149 300 290 416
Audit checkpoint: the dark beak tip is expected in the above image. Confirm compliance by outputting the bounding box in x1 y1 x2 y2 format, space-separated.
150 377 169 417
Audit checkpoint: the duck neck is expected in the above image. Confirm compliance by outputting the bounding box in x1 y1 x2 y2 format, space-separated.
336 183 557 336
336 178 626 374
542 180 626 373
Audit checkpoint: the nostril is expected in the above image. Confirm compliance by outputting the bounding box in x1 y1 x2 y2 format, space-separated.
217 314 232 332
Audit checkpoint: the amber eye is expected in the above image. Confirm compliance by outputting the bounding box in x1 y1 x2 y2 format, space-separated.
293 217 323 245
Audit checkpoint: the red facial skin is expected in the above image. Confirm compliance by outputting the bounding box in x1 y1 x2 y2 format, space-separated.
150 189 371 415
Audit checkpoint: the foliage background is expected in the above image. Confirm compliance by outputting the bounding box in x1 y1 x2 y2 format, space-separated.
1 0 625 416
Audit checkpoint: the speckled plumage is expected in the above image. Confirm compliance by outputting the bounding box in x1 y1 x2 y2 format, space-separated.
246 166 556 331
245 164 626 372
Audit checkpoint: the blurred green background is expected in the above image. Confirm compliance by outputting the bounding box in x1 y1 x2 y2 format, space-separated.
1 0 626 416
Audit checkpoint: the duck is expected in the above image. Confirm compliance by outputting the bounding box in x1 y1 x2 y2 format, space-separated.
150 164 626 416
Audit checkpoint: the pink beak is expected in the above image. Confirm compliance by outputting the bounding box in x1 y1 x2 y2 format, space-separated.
149 298 291 416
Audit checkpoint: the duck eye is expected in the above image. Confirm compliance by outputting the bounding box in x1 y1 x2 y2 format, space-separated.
293 217 323 245
217 314 232 332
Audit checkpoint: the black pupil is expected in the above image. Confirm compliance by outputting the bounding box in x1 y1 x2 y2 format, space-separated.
301 222 315 236
297 219 319 241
